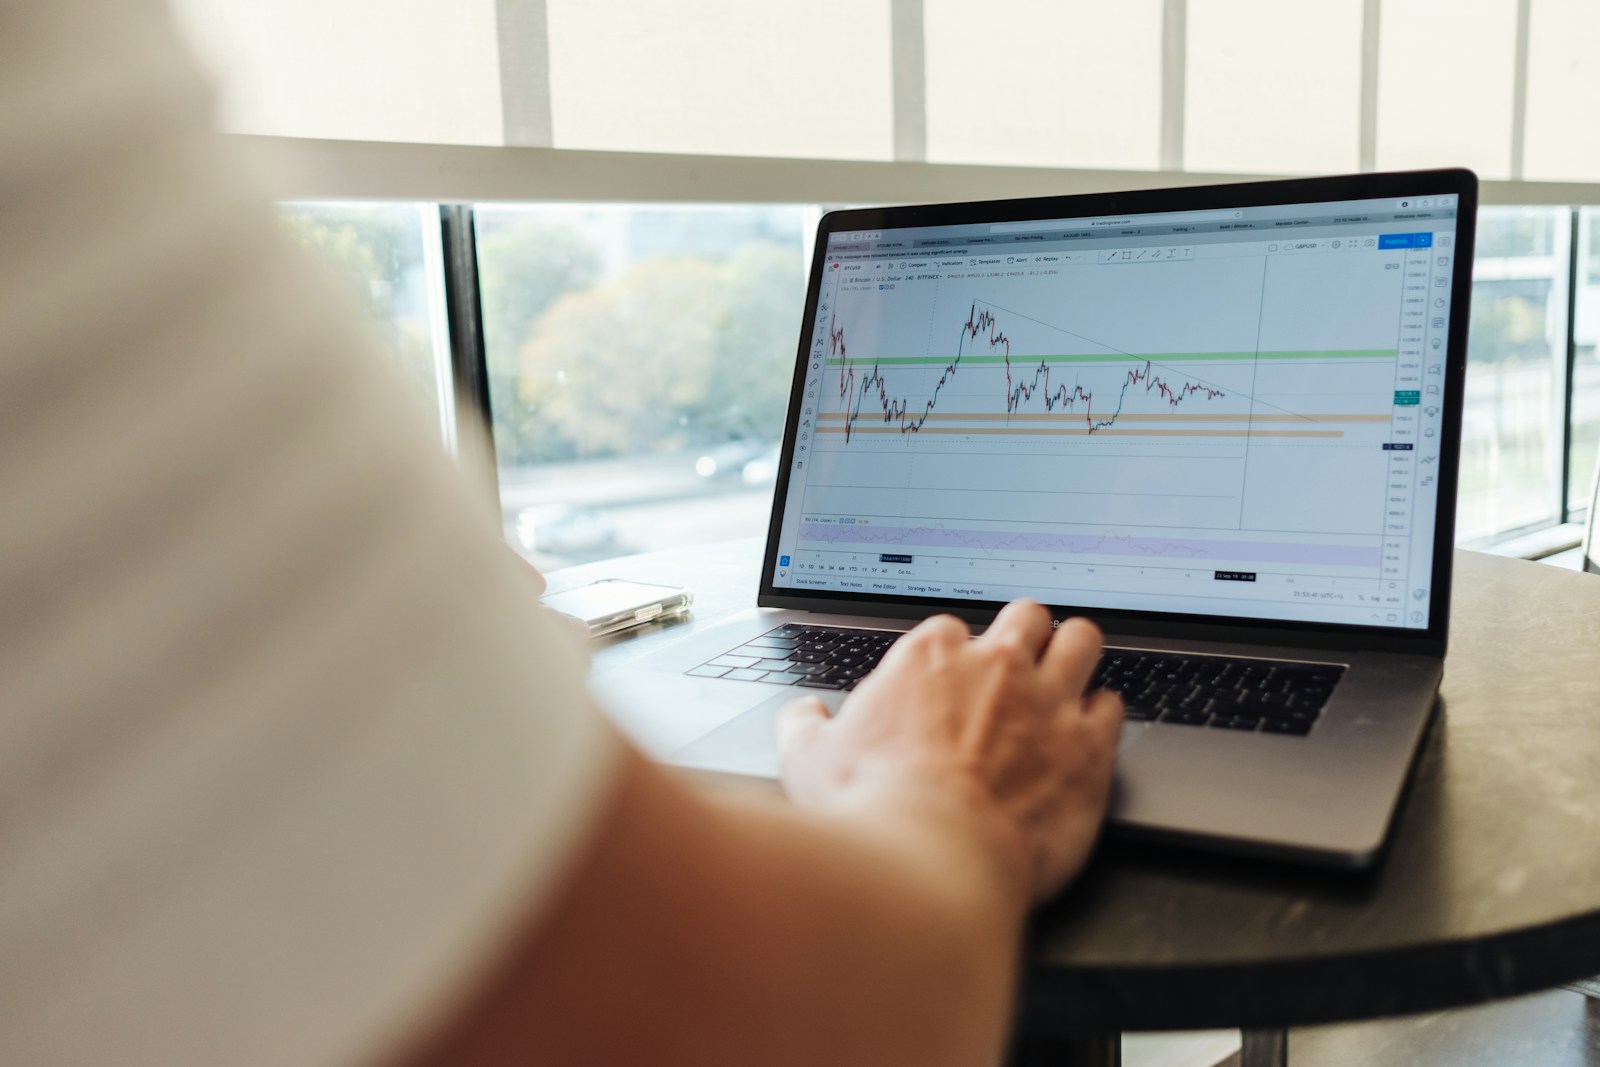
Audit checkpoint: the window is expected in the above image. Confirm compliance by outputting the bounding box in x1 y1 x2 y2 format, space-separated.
1376 0 1518 179
1524 0 1600 182
172 0 503 146
546 1 893 160
923 1 1162 171
1457 208 1570 542
475 203 814 568
203 0 1600 560
1185 0 1363 175
1572 208 1600 512
274 198 1597 562
278 202 456 448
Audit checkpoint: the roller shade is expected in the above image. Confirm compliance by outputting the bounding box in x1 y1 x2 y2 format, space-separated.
171 0 1593 182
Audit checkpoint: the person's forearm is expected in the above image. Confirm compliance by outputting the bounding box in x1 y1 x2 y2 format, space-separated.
400 746 1029 1067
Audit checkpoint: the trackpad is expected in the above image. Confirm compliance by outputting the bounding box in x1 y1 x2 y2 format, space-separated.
669 689 848 779
669 690 1145 780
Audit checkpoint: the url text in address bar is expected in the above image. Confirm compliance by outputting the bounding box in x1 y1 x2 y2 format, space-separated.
990 209 1243 232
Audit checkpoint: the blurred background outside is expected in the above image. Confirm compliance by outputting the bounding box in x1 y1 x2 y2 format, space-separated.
281 201 1600 569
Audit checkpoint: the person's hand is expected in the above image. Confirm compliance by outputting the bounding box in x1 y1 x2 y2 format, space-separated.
777 601 1123 905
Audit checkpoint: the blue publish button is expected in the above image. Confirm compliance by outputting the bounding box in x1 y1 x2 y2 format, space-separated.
1379 232 1433 249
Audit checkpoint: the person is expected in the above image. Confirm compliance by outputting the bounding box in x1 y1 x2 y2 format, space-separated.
0 2 1124 1065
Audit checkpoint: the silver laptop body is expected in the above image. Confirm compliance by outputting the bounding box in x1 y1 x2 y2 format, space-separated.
592 170 1476 869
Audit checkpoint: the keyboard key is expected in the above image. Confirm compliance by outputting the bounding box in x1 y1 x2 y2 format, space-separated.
1161 710 1210 726
785 663 828 675
743 637 798 652
1125 704 1162 722
709 655 759 669
759 671 800 685
753 658 795 671
798 678 848 690
1211 716 1261 731
724 668 769 681
687 665 730 679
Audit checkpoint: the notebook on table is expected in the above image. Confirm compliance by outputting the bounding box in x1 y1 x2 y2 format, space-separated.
591 169 1477 869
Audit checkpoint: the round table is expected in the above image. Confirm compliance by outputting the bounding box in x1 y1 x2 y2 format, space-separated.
567 545 1600 1066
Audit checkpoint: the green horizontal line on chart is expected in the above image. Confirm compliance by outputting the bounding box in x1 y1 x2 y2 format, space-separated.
824 349 1398 367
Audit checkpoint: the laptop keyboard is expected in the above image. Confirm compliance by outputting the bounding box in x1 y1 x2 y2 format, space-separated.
687 624 895 690
687 623 1345 736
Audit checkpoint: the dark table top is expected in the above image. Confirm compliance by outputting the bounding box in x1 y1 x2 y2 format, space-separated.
559 543 1600 1034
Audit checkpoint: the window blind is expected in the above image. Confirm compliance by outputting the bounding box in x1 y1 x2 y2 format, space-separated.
171 0 1594 183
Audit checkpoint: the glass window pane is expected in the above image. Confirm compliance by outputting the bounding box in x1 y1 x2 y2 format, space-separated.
1375 0 1517 178
547 1 892 160
476 204 811 568
1457 207 1568 542
1524 0 1600 182
1571 208 1600 516
279 202 456 445
1185 0 1363 175
170 0 503 145
924 0 1162 171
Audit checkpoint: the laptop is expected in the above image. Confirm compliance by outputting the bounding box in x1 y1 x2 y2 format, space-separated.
591 169 1476 869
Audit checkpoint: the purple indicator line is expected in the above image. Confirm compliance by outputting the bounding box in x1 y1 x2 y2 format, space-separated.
798 523 1381 568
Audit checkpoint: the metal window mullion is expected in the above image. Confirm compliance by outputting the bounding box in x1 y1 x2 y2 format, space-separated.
438 205 497 490
419 205 460 453
1561 208 1581 520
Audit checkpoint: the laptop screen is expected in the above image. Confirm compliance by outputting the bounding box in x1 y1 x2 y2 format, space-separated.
767 189 1462 631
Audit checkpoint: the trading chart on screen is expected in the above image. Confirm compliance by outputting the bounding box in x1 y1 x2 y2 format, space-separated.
770 194 1459 629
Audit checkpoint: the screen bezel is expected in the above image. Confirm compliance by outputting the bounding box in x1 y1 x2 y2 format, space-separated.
757 169 1477 657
